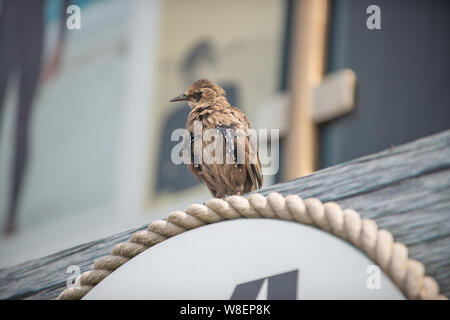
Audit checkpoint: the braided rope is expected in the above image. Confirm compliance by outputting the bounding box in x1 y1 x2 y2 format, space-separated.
57 192 447 300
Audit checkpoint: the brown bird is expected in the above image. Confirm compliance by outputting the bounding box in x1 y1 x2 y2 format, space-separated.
170 79 263 198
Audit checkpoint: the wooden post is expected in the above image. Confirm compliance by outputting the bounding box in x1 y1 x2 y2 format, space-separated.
284 0 330 180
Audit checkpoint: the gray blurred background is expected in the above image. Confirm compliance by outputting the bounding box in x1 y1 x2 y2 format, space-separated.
0 0 448 268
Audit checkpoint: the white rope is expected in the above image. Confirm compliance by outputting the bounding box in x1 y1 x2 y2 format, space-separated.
57 192 447 300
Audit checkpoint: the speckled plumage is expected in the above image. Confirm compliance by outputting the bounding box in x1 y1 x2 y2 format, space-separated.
170 79 263 198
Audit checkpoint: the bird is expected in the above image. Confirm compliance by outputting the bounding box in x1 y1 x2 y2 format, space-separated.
169 79 263 198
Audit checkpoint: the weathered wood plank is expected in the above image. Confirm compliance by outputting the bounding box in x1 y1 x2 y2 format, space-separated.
0 130 449 300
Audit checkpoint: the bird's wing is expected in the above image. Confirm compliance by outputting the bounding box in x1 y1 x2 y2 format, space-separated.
245 136 263 190
248 148 264 190
223 107 264 190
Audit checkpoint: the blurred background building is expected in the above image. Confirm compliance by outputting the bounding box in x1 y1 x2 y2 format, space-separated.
0 0 448 268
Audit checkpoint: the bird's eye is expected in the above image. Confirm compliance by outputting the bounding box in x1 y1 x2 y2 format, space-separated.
192 92 202 101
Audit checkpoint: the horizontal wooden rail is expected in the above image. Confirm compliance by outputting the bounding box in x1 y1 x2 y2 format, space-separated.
0 130 449 299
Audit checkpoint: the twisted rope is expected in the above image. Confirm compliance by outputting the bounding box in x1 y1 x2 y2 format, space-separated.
57 192 447 300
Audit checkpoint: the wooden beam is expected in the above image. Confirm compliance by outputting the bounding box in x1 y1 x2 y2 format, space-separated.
284 0 330 180
312 69 356 123
0 130 449 299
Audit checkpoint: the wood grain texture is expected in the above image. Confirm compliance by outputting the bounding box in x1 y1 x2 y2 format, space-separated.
0 130 449 300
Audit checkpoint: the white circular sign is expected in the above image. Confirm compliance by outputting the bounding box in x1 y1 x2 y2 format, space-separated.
85 219 404 299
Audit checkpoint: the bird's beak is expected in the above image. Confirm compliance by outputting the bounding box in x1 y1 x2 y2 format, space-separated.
169 93 189 102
